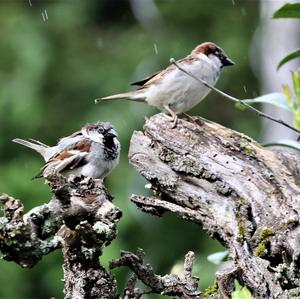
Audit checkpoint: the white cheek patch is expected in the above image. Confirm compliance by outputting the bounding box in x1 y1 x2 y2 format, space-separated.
81 128 104 143
198 53 208 60
207 54 222 70
88 131 104 143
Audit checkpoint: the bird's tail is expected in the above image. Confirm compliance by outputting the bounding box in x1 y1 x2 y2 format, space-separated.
12 138 49 160
95 90 146 104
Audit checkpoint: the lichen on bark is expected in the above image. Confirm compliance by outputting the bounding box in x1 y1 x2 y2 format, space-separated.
129 113 300 299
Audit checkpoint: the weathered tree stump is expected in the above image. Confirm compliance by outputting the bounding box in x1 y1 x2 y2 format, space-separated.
1 113 300 298
129 113 300 299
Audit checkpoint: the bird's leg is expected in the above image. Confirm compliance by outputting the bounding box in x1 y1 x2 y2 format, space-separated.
163 105 178 128
182 112 204 126
182 112 196 123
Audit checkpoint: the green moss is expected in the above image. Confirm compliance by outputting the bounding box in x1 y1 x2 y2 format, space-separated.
204 283 218 298
243 145 253 153
255 228 274 257
236 211 246 243
260 229 273 240
239 139 254 154
235 197 252 243
238 197 247 207
238 222 245 236
255 243 266 257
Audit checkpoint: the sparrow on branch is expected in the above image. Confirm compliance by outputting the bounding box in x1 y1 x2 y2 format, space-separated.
13 122 120 180
96 42 234 126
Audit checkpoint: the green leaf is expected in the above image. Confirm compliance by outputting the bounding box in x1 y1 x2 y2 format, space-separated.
234 102 247 111
282 85 295 110
292 70 300 104
291 70 300 129
232 280 251 299
277 48 300 70
207 250 228 265
264 139 300 151
273 3 300 18
242 93 290 111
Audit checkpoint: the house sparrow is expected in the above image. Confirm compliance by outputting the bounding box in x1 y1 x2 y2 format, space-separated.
95 42 234 126
13 122 120 180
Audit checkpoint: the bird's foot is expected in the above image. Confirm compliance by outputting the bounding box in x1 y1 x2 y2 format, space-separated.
182 113 204 126
171 115 179 129
163 105 179 129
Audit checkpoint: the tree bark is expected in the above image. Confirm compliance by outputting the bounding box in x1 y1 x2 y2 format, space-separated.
1 113 300 298
0 175 121 299
109 249 201 298
0 169 200 298
129 113 300 299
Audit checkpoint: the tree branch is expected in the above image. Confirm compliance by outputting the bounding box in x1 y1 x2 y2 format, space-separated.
0 174 122 299
129 113 300 299
110 249 201 299
0 162 202 299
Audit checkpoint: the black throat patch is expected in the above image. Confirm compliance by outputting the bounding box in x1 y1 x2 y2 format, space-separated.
103 135 118 160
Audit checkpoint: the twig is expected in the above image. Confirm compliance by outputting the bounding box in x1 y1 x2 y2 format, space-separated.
110 249 201 298
170 58 300 136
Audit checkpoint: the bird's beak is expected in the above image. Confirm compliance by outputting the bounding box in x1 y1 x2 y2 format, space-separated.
106 131 117 138
222 56 235 67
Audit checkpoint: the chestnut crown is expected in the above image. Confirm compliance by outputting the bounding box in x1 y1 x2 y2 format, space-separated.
192 42 234 67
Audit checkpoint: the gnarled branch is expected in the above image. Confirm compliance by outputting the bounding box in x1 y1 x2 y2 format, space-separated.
129 113 300 299
0 169 202 299
110 249 200 299
0 175 121 299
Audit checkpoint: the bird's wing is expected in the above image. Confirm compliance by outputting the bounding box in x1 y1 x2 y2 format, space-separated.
130 71 161 86
34 139 92 178
45 150 88 172
130 55 198 87
57 130 85 150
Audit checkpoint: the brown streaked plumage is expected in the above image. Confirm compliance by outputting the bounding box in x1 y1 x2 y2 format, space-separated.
130 56 200 88
50 150 74 161
13 122 120 180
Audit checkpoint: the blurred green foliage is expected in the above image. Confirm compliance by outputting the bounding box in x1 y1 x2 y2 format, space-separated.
0 0 260 298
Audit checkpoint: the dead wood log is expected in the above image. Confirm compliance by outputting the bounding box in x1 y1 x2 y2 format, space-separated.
128 113 300 299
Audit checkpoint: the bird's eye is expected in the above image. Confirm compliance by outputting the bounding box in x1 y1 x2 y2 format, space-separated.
97 127 104 134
